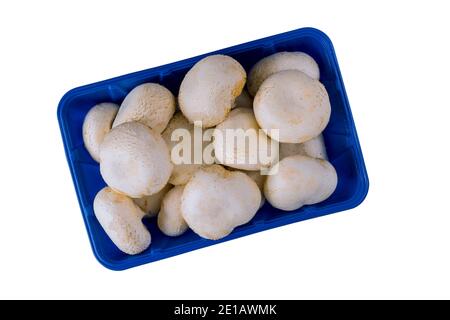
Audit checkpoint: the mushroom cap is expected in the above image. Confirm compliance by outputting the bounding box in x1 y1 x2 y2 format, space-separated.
82 103 119 162
264 155 337 211
232 89 253 109
134 183 172 218
162 112 205 185
254 70 331 143
157 185 188 237
99 121 173 198
113 83 175 133
279 134 328 160
178 55 246 128
247 51 320 96
213 108 278 171
93 187 151 255
181 165 261 240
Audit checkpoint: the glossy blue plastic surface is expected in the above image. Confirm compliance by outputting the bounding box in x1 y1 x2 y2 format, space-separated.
57 27 369 270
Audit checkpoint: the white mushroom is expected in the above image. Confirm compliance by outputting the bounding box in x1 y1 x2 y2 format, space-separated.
213 108 278 171
264 155 337 211
113 83 175 133
254 70 331 143
279 134 328 160
134 183 172 218
181 165 261 240
82 103 119 162
232 89 253 109
99 121 173 198
93 187 151 255
247 51 319 96
178 55 246 128
157 185 188 237
162 112 205 185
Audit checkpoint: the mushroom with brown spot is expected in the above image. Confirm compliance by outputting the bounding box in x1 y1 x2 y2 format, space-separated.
113 83 175 133
247 51 319 96
93 187 151 255
254 70 331 143
178 55 246 128
82 102 119 162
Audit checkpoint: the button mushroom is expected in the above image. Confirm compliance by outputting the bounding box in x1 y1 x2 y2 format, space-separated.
99 121 173 198
181 165 261 240
254 70 331 143
162 112 205 185
82 102 119 162
93 187 151 255
213 108 278 171
264 155 337 211
279 134 328 160
134 183 172 218
157 185 188 237
247 51 320 96
113 83 175 133
178 55 246 128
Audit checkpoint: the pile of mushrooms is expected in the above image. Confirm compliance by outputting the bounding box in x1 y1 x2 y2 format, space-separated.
82 52 338 255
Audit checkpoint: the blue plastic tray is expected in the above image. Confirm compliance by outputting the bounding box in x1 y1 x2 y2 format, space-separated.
57 27 369 270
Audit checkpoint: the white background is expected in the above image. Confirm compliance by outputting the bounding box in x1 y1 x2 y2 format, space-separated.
0 0 449 299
